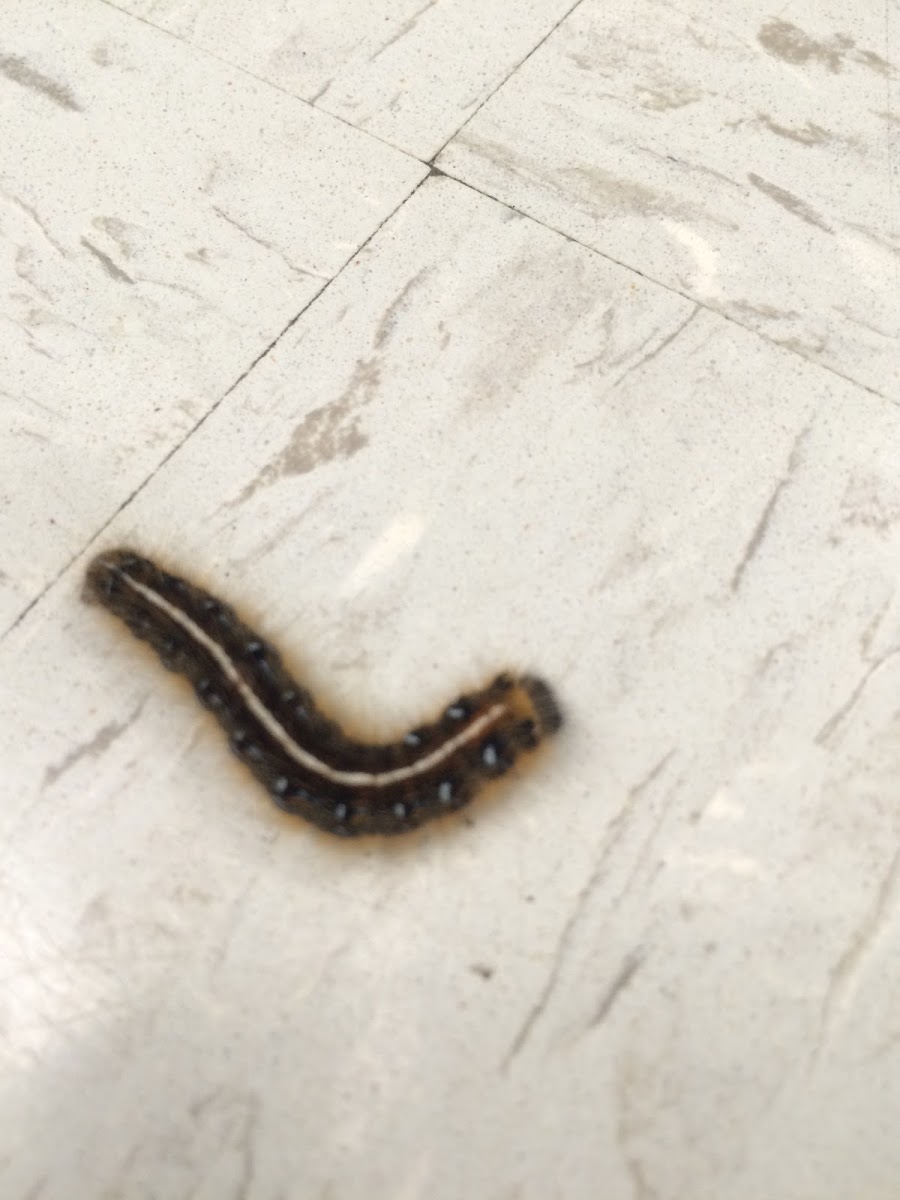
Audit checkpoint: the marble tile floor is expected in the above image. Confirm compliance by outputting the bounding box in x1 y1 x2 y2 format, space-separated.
1 2 898 1197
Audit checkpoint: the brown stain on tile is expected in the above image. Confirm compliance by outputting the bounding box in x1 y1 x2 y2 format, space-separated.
635 83 704 111
372 266 433 349
42 697 147 791
280 396 369 477
80 237 135 283
92 216 146 259
840 473 900 535
747 173 832 232
756 114 833 145
560 163 737 231
758 19 891 76
228 268 436 507
233 357 378 507
0 54 82 111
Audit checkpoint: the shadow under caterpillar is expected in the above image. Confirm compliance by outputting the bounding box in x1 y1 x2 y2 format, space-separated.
84 549 563 837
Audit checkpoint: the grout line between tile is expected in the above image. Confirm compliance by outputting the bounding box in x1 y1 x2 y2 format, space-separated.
0 167 432 646
433 167 892 404
94 0 892 404
9 0 892 648
426 0 589 163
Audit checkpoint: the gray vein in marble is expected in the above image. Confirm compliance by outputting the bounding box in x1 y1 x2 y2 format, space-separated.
15 246 52 299
589 950 645 1030
373 267 434 348
638 146 742 193
233 1096 260 1200
814 644 900 745
91 216 145 259
187 1091 260 1200
80 237 135 284
610 754 678 908
844 223 900 255
212 206 327 280
727 112 849 148
634 83 704 111
455 128 725 227
560 164 736 230
449 131 588 216
12 426 50 445
859 591 895 657
41 697 147 791
757 19 892 76
776 332 830 360
309 76 334 105
1 311 57 360
616 1055 657 1200
384 89 404 116
758 115 833 146
0 53 82 111
747 174 833 233
727 298 801 325
1 188 69 257
613 305 700 390
835 303 897 339
10 302 100 345
814 845 900 1065
730 421 813 593
501 752 674 1071
571 305 616 374
220 493 335 567
370 0 438 62
0 387 60 418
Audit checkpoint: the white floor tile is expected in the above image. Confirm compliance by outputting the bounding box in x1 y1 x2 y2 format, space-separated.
2 3 900 1198
106 0 580 159
438 0 900 396
5 174 900 1200
0 0 423 628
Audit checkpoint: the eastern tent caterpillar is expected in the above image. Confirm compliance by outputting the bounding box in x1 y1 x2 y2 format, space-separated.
84 550 562 837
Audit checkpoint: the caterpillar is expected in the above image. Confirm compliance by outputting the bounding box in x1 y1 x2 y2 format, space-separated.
84 549 562 837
